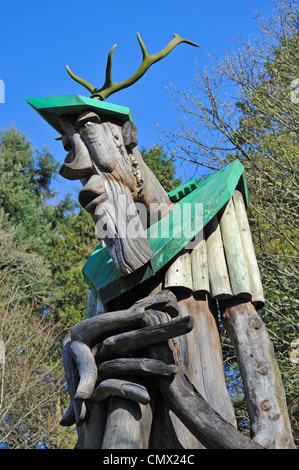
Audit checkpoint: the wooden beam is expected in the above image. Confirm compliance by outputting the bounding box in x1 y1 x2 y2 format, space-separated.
205 215 232 299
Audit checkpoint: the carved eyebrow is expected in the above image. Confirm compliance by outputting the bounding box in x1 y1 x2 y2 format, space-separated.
66 32 199 101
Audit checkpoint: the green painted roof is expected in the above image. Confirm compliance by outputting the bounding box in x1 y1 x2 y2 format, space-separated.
25 94 134 136
83 160 249 304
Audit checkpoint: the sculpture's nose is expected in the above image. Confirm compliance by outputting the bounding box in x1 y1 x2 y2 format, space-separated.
58 117 94 181
79 174 108 214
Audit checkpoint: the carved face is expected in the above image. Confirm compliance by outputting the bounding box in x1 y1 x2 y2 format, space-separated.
58 110 171 277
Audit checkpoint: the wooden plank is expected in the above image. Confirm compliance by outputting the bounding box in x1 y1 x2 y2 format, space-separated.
205 215 232 299
78 119 153 276
190 231 210 294
219 198 252 299
164 251 193 292
232 190 264 308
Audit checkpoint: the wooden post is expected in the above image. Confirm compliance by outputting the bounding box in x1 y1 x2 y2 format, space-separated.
219 198 252 299
164 250 193 293
232 190 265 308
101 397 153 449
219 298 295 449
190 232 210 295
205 215 232 299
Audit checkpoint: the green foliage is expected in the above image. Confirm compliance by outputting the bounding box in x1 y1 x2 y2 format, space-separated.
0 126 95 447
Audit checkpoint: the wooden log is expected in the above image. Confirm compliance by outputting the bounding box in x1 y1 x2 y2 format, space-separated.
232 190 265 308
60 334 87 426
220 298 296 449
219 198 252 299
205 215 232 299
131 145 172 220
164 250 193 293
101 397 153 449
75 110 101 128
92 174 153 276
190 231 210 294
84 288 105 319
97 358 177 381
96 314 193 361
82 402 108 449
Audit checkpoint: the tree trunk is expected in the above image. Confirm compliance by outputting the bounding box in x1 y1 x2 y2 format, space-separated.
219 298 295 449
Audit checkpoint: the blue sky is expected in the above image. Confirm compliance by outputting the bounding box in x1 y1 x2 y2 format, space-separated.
0 0 275 202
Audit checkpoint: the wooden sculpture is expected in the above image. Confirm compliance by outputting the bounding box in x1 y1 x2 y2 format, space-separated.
26 33 295 449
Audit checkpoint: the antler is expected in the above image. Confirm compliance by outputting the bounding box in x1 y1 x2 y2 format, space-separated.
66 33 199 101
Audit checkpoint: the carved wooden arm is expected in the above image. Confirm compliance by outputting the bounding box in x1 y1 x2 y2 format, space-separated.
60 290 263 449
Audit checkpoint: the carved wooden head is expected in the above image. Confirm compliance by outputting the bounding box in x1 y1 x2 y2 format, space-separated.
58 111 172 277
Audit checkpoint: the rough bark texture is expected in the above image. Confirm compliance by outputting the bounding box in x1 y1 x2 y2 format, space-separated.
220 299 295 449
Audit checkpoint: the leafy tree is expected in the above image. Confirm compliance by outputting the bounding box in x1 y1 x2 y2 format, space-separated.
0 127 88 447
160 0 299 442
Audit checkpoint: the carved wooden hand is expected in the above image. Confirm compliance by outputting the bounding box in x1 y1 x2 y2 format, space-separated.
60 290 191 426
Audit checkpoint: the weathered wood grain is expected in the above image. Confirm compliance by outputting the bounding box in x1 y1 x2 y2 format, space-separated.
96 314 193 361
122 121 138 149
205 215 232 299
70 340 98 400
190 232 210 294
101 397 153 449
77 117 153 275
97 358 177 381
220 298 295 449
232 190 265 308
177 295 237 428
70 308 145 346
60 334 87 426
147 310 262 449
130 289 179 318
92 379 150 405
164 251 193 293
219 198 252 299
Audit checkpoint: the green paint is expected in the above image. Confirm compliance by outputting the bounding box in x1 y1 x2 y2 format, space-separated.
25 94 134 136
168 178 200 202
83 160 249 304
